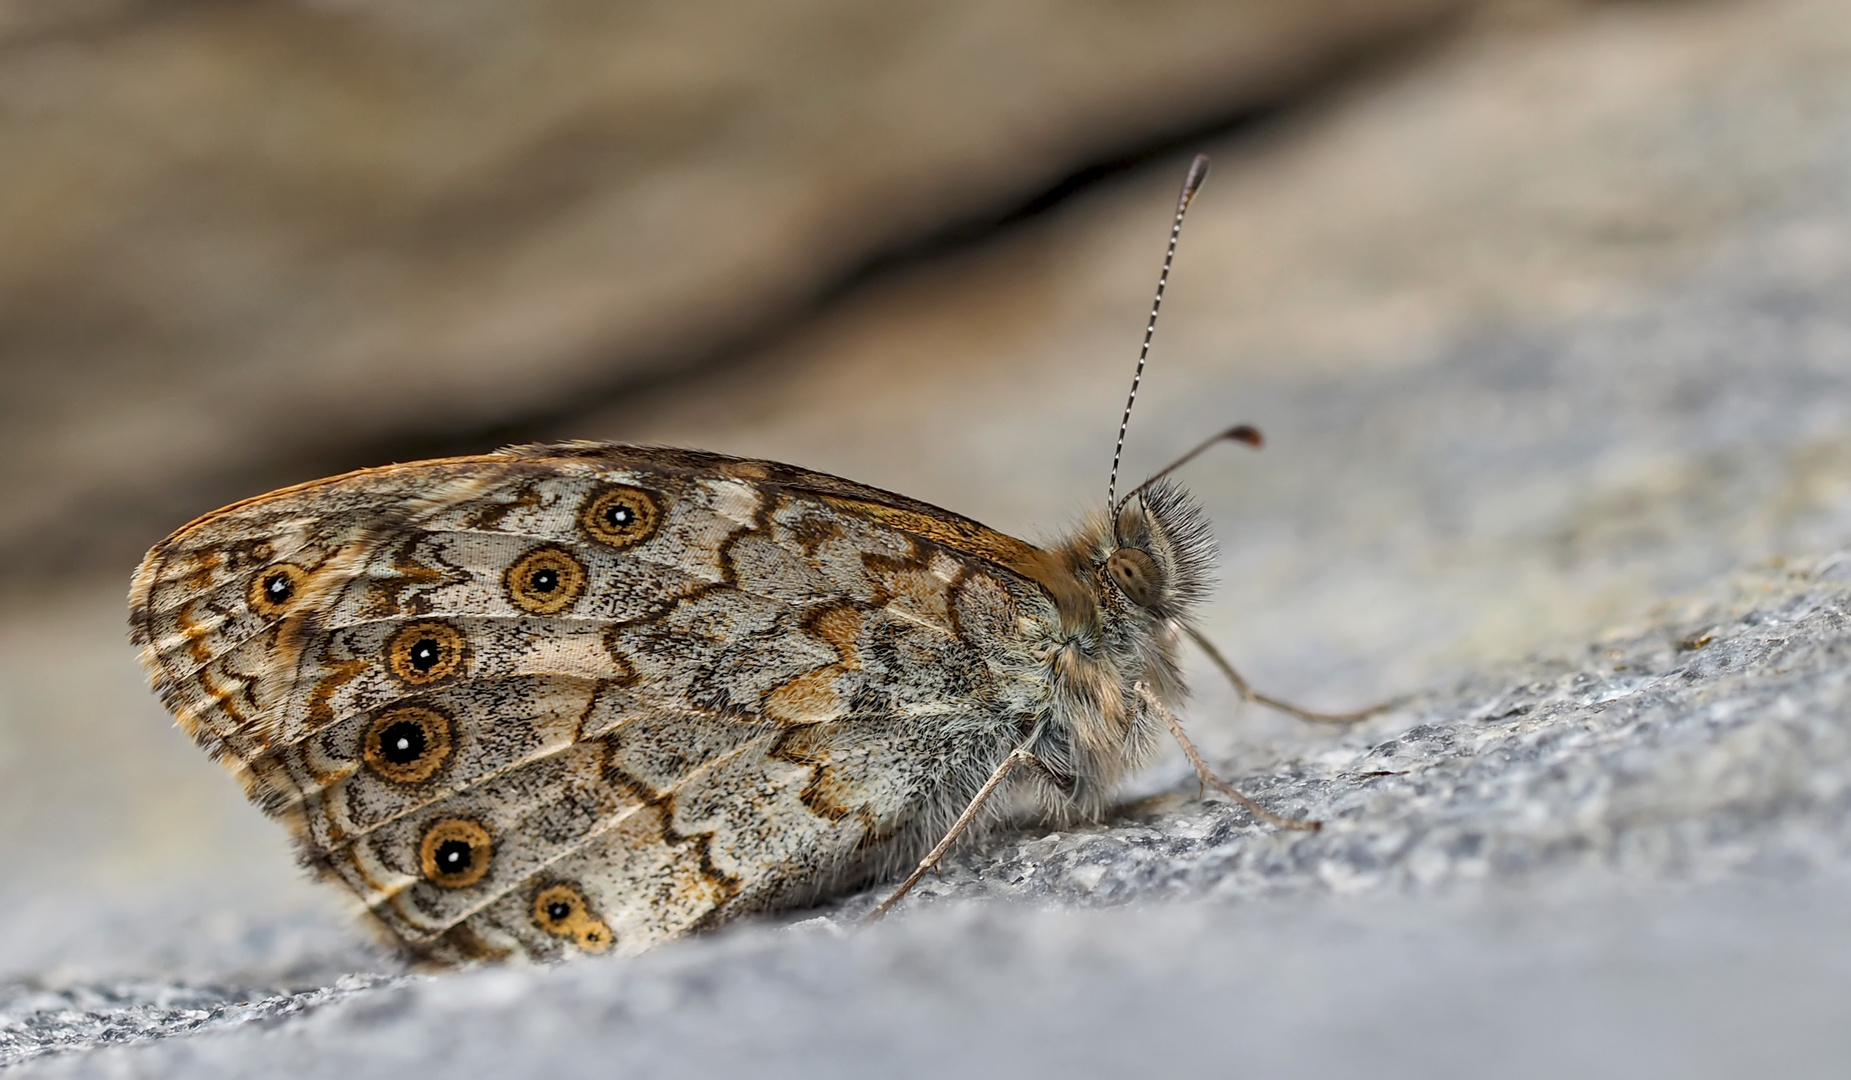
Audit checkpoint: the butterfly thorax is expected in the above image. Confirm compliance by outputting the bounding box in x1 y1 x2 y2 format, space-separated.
1012 479 1217 817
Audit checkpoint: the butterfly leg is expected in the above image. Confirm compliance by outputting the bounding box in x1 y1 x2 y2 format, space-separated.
1184 624 1393 724
864 746 1039 922
1137 683 1321 832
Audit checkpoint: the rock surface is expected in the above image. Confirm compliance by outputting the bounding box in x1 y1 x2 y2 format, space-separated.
7 547 1851 1075
4 0 1851 1075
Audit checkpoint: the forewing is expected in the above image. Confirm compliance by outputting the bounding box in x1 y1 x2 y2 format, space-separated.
129 445 1043 961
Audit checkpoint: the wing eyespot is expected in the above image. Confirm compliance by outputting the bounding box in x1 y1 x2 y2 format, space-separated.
362 704 455 784
420 818 493 888
532 882 613 953
503 544 589 615
579 485 661 549
386 621 471 686
247 564 307 618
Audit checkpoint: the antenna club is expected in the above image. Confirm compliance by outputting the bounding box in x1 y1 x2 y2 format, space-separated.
1227 424 1263 449
1180 153 1211 207
1113 422 1266 517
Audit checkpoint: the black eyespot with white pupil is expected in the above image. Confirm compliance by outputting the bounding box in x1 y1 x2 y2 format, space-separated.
503 544 588 615
386 621 469 686
530 882 611 952
420 818 492 887
409 639 441 671
247 563 307 617
379 720 426 765
580 485 661 549
364 704 453 784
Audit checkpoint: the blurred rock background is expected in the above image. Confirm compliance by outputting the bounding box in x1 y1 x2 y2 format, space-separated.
5 0 1851 1072
0 0 1461 579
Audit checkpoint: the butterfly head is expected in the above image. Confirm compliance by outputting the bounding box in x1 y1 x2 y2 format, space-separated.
1099 478 1215 624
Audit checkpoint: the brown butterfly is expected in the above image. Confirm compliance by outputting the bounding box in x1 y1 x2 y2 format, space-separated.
127 155 1374 964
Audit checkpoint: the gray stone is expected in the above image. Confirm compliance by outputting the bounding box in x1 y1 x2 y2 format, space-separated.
8 546 1851 1075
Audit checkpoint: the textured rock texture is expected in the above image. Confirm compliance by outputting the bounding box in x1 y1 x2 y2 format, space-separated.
7 548 1851 1075
4 0 1851 1075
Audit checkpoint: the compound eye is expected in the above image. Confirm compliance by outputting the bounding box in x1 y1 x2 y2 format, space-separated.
1105 548 1164 610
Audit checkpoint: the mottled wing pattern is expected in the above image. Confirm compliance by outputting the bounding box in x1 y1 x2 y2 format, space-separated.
129 444 1055 962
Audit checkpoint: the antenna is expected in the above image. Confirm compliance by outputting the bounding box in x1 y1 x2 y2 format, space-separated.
1106 152 1211 509
1113 424 1261 521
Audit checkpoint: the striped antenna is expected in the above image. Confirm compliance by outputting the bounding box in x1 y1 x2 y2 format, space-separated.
1106 152 1211 509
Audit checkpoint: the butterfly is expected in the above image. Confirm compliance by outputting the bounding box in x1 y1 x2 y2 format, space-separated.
127 155 1374 964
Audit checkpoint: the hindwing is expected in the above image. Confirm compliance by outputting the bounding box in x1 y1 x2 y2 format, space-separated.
129 443 1055 961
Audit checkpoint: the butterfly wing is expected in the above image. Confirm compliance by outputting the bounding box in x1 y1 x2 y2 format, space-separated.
129 443 1056 961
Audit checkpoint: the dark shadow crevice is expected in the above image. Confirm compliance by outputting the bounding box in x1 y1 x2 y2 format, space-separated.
2 3 1478 591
